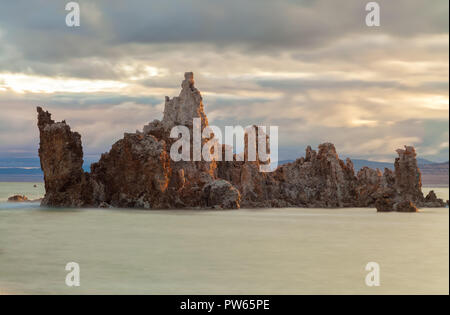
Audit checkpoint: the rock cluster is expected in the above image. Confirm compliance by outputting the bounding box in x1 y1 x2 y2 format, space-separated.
364 146 446 212
37 73 446 211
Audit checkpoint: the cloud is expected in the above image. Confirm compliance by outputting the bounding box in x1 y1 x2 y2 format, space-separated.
0 0 448 163
0 1 448 75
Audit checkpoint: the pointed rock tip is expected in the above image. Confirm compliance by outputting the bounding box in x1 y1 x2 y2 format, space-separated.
319 142 337 152
37 106 50 117
182 72 195 89
37 106 54 128
396 145 416 157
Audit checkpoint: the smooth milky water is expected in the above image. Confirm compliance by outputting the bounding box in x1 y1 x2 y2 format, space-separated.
0 182 448 294
0 182 45 202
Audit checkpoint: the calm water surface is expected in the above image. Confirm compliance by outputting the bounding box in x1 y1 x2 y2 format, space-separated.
0 183 448 294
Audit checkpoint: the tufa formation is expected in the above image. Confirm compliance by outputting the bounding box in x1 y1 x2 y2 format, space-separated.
37 73 446 211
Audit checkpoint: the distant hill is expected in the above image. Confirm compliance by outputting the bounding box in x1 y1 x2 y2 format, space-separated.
419 162 449 187
0 167 43 182
351 159 393 171
0 157 97 182
1 157 448 187
417 158 437 165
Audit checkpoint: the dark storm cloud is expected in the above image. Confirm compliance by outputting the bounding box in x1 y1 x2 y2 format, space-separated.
108 0 448 47
0 0 448 67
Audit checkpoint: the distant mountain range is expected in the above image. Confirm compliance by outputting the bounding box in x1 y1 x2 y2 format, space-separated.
1 156 448 186
0 157 95 182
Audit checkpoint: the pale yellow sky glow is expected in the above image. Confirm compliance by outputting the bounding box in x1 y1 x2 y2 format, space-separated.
0 73 128 94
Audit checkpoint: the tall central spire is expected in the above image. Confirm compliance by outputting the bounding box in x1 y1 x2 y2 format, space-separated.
162 72 209 131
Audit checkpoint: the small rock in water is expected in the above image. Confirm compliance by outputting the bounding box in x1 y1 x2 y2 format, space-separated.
424 190 446 207
8 195 29 202
394 200 419 213
99 202 112 208
375 196 395 212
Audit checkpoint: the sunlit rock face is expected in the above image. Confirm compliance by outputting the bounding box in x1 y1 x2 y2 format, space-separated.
37 73 445 210
89 133 171 208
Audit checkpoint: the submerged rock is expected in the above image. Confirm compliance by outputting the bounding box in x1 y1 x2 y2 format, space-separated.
394 200 419 213
7 195 29 202
375 195 395 212
424 190 446 207
7 195 42 203
202 179 241 209
36 73 446 210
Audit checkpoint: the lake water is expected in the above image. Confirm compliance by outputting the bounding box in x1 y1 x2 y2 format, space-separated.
0 182 448 295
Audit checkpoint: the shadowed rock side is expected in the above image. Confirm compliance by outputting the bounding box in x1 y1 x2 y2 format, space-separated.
37 107 94 207
37 73 446 211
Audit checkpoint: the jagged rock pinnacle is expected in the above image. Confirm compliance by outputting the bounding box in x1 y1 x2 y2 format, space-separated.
36 106 92 207
161 72 208 130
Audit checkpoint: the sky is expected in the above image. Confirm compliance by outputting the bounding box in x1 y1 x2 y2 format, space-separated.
0 0 448 162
